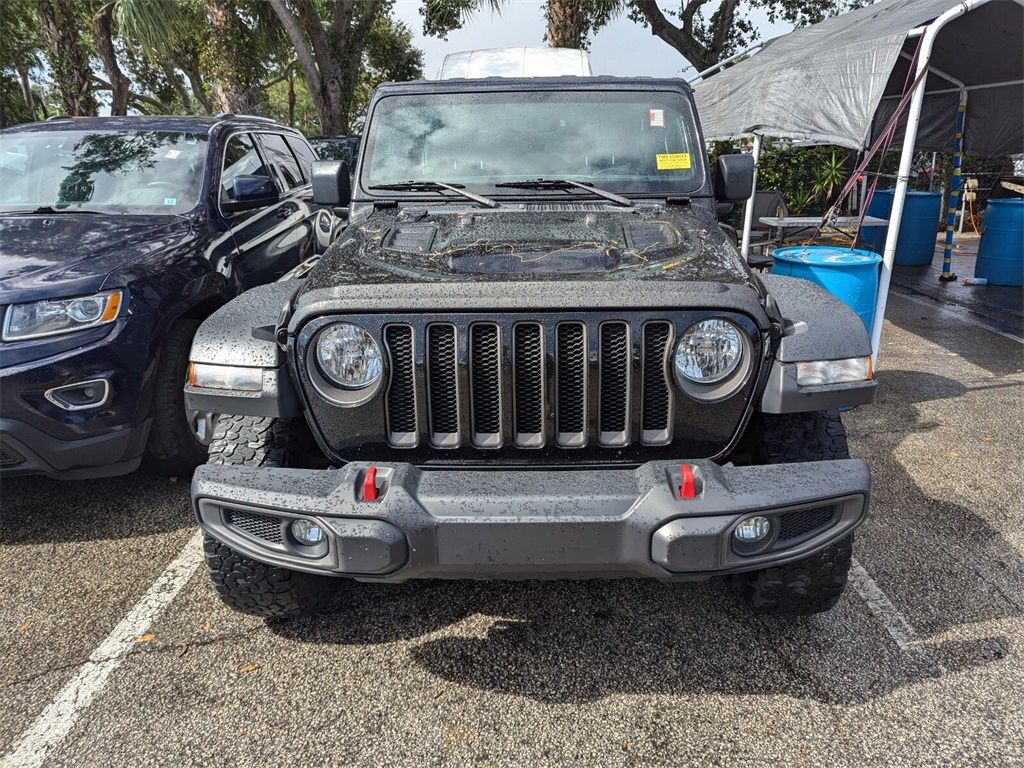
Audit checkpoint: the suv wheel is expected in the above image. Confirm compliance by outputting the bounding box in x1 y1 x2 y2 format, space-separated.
145 319 211 477
204 414 339 619
729 410 855 615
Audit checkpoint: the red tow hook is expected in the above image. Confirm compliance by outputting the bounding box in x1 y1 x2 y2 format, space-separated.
679 464 696 500
361 466 379 501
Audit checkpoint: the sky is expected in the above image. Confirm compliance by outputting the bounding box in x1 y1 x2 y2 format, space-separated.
391 0 791 81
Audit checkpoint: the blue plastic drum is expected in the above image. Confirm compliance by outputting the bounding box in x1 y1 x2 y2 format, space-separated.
862 189 942 266
975 199 1024 286
771 246 883 332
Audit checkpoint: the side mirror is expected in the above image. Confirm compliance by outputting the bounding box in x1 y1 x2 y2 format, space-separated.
714 154 755 201
223 175 279 212
312 160 351 207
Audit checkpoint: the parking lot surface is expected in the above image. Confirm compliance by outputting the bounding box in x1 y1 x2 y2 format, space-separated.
2 283 1022 767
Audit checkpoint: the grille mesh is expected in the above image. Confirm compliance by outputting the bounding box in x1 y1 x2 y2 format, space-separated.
557 323 586 436
600 323 629 435
428 324 459 436
471 324 502 437
514 324 544 437
384 325 417 434
778 505 837 542
642 322 672 433
226 509 284 544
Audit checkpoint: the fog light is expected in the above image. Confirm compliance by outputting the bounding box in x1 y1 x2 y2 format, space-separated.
290 519 326 546
734 516 771 543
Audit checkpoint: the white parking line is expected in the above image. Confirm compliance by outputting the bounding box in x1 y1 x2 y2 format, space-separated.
849 557 947 676
1 531 204 768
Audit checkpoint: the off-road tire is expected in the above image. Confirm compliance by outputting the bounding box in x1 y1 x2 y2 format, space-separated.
203 414 339 619
144 319 208 477
729 410 855 616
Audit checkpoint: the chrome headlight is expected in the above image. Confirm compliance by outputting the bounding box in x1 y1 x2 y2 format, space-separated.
2 289 123 341
674 319 742 384
315 323 383 390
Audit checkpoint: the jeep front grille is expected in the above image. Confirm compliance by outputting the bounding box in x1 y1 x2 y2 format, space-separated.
382 317 676 450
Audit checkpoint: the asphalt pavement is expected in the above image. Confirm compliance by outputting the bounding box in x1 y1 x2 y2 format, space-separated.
2 279 1022 767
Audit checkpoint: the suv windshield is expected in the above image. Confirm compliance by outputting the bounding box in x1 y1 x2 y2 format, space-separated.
0 130 208 215
362 89 704 197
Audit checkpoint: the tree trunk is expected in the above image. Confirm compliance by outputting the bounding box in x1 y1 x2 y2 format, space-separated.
207 0 266 114
634 0 731 73
93 3 130 115
547 0 585 48
36 0 99 116
18 66 33 109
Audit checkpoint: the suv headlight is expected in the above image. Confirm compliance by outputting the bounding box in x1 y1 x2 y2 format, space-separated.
674 319 742 384
2 290 123 341
315 322 383 390
673 318 751 401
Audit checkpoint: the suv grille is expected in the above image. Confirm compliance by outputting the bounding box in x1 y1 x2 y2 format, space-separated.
382 316 676 450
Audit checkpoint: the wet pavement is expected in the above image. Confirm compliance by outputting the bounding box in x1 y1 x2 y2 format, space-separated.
2 273 1022 767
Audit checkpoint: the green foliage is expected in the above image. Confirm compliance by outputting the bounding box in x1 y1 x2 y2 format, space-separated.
756 142 854 214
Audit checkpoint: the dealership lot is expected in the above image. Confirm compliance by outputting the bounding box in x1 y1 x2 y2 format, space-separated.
2 286 1022 767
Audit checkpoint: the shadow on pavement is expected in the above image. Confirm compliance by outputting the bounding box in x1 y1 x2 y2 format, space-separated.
0 470 193 544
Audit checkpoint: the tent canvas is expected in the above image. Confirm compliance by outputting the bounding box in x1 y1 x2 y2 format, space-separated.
691 0 1023 364
693 0 1023 156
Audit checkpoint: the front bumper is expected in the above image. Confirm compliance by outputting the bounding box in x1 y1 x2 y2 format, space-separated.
192 458 869 581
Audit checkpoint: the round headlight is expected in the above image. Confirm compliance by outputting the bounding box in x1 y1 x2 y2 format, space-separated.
674 319 743 384
316 323 383 390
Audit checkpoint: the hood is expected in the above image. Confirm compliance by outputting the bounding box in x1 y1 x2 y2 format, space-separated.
302 202 753 299
0 213 192 299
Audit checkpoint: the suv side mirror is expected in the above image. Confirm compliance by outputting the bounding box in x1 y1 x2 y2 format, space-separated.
714 154 755 201
312 160 351 207
223 175 279 212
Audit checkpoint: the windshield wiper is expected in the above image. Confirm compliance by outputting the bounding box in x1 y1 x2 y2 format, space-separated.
494 179 633 208
21 205 106 215
369 180 499 209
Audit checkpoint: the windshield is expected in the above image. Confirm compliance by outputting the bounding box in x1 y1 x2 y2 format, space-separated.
362 89 704 198
0 129 208 214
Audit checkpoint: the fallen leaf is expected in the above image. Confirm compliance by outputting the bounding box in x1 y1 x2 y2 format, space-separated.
202 624 212 631
239 663 260 674
137 633 156 643
18 621 32 632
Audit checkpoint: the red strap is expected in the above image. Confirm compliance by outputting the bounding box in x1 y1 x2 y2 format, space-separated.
679 465 696 500
362 466 378 501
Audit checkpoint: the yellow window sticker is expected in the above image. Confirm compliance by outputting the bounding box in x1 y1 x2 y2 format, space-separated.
656 153 691 171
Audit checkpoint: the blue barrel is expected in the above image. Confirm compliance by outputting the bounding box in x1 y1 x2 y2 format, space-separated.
975 198 1024 286
771 246 883 332
862 189 942 265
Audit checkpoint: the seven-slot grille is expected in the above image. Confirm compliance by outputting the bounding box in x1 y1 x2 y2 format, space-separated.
382 317 676 450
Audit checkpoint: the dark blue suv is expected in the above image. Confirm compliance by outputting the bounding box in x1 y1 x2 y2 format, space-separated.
1 114 332 478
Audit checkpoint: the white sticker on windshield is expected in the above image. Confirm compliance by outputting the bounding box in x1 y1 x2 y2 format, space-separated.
163 197 177 206
649 109 665 128
165 149 181 159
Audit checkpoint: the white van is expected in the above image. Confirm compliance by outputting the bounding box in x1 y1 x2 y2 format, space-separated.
437 47 592 79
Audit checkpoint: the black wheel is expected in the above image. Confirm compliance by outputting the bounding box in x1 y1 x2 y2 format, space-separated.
145 319 212 477
204 414 338 619
729 410 854 615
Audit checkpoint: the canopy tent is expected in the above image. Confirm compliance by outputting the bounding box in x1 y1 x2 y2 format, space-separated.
692 0 1024 363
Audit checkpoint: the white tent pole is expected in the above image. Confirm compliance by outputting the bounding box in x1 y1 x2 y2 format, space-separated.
869 0 990 366
688 43 765 84
740 133 763 260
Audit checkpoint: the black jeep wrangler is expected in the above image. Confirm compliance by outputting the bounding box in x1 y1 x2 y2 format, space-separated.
186 77 876 619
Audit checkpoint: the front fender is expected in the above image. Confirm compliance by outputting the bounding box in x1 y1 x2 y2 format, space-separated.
757 274 876 413
185 281 302 418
